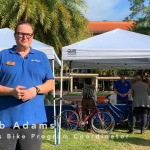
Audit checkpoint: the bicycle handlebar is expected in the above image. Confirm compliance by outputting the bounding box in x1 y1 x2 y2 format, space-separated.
105 94 133 104
105 94 111 100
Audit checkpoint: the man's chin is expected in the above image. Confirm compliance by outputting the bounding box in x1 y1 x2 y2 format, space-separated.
19 44 30 49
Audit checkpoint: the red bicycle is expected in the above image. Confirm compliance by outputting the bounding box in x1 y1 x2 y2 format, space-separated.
60 103 115 135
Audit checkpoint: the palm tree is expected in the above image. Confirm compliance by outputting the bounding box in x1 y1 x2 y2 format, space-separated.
91 69 109 76
63 64 69 77
0 0 90 56
0 0 51 30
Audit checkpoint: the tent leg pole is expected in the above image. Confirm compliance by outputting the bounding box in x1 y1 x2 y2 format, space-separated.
59 60 63 144
56 119 59 145
103 79 104 91
52 59 56 145
67 67 71 101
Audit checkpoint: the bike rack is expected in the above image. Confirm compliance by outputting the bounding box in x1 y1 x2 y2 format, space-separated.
52 97 62 146
52 115 61 146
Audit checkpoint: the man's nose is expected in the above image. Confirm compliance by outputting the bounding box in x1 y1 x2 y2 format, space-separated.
22 34 28 39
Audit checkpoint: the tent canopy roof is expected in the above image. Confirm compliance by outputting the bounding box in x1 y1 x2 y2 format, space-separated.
0 28 61 66
62 29 150 69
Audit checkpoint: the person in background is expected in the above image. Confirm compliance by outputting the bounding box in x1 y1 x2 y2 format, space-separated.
82 84 95 133
0 22 54 150
114 72 131 103
128 75 150 134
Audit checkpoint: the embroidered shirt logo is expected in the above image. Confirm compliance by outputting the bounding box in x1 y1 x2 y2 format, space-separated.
31 59 41 62
6 61 15 66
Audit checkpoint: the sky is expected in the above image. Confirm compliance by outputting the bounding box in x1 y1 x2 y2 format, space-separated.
83 0 149 21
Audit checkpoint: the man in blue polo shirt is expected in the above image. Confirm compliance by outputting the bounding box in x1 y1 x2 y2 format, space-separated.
114 72 131 103
0 22 54 150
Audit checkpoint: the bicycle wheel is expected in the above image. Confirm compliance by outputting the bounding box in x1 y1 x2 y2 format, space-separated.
60 110 79 132
127 111 149 130
91 110 115 135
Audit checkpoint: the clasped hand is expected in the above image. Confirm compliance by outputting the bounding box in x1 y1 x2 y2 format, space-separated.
12 86 37 102
119 93 127 97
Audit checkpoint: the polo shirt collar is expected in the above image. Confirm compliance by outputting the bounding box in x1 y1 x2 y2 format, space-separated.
9 45 34 54
120 79 125 83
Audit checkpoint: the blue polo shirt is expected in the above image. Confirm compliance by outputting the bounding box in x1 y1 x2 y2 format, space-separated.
114 80 131 101
0 46 54 127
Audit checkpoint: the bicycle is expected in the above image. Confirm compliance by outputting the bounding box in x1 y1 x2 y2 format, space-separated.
60 98 115 135
101 95 149 131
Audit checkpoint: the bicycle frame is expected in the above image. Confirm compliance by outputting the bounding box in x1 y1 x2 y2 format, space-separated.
67 106 102 124
104 102 132 120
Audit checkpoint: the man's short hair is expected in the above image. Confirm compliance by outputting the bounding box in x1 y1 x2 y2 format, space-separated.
15 21 33 33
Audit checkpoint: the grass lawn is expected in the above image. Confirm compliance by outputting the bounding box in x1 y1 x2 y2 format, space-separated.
42 126 150 150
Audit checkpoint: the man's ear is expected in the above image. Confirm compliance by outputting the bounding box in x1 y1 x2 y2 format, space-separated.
14 33 16 40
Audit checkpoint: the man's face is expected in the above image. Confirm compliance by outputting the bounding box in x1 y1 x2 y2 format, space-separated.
120 74 125 80
14 24 34 49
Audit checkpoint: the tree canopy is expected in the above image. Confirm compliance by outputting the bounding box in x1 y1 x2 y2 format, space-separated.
127 0 150 35
0 0 90 57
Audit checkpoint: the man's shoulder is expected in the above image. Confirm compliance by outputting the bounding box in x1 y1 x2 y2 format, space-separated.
1 48 12 52
31 48 47 57
116 80 121 83
115 80 120 87
125 80 130 83
0 48 12 55
31 48 45 54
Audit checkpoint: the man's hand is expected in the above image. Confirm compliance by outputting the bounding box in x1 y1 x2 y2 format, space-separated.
12 86 26 99
22 87 37 102
122 94 127 97
119 93 124 97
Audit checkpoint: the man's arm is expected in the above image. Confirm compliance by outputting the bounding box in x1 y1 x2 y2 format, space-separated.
128 82 131 94
22 79 54 102
0 79 54 101
0 85 14 95
0 85 26 99
36 79 54 94
124 81 131 96
114 81 120 96
114 88 122 97
127 89 131 95
123 89 131 97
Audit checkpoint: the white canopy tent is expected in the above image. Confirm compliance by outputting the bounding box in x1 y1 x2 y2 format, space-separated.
0 27 61 145
0 28 61 67
62 28 150 70
57 29 150 144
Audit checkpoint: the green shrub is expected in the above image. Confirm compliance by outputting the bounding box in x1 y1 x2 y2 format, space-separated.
98 84 103 90
104 87 113 91
55 81 60 90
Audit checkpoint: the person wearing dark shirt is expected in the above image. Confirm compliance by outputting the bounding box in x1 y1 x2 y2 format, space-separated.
114 72 131 103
